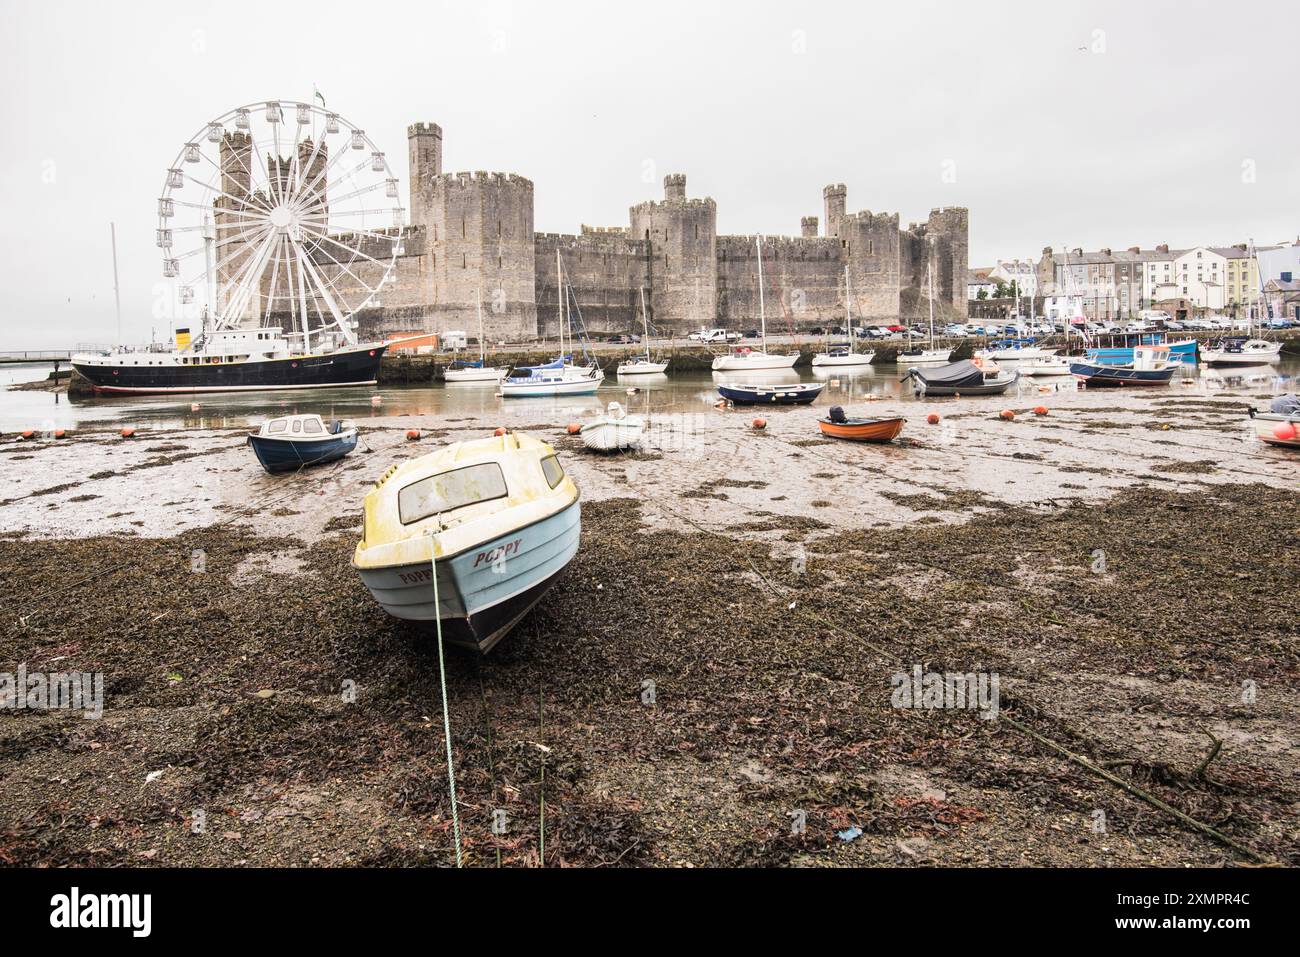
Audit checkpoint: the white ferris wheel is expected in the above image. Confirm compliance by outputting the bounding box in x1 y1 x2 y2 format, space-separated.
156 99 405 349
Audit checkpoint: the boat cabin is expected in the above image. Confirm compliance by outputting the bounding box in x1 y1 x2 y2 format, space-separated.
256 414 346 438
1132 344 1172 370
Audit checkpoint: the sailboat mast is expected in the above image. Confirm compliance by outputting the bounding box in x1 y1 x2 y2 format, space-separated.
927 257 935 348
110 222 122 347
476 287 486 363
756 236 767 350
556 248 565 357
639 286 650 360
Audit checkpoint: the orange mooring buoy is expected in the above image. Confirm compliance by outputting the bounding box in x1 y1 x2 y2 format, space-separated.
53 429 67 439
566 423 581 435
926 413 940 425
405 429 421 441
19 430 34 441
1033 406 1049 416
751 418 767 431
119 427 135 438
999 409 1016 421
494 427 507 437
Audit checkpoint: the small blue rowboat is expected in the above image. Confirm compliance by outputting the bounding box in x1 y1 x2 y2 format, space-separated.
248 414 358 473
717 382 824 405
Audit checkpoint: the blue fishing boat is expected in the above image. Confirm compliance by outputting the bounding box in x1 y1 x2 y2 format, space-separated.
248 414 358 473
1085 335 1197 365
352 432 581 653
717 382 824 405
1071 344 1181 387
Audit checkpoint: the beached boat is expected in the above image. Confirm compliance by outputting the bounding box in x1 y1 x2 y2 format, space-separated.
247 414 357 473
816 406 904 443
1201 338 1283 367
712 236 798 371
1071 343 1180 387
903 359 1018 397
1084 337 1197 365
717 382 824 405
1248 395 1300 448
353 431 581 653
1015 354 1073 376
580 401 644 451
444 292 508 382
617 289 670 375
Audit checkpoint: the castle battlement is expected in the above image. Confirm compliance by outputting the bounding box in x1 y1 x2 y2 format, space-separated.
436 171 534 189
407 122 442 137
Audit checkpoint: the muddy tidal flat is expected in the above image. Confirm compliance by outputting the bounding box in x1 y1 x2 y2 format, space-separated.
0 387 1297 867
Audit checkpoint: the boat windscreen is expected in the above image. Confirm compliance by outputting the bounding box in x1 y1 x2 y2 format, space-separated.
399 462 509 525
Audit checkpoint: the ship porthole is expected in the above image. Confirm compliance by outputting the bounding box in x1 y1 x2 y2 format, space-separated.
291 362 298 368
369 350 376 356
112 370 119 375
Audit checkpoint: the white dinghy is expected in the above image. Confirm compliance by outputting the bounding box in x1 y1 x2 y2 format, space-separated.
580 401 645 451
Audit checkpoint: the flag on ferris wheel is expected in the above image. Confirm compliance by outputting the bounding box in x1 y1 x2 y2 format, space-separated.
314 87 326 108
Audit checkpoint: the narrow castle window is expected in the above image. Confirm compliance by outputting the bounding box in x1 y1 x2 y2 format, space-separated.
462 253 467 268
461 217 466 238
497 221 502 238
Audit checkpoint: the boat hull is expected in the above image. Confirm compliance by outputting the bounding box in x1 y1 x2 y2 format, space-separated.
444 367 505 382
717 382 824 405
501 374 602 397
72 344 387 394
711 352 799 371
1251 412 1300 448
355 499 582 653
616 360 669 375
817 417 904 442
811 352 875 367
580 419 645 451
1070 361 1178 386
247 431 358 473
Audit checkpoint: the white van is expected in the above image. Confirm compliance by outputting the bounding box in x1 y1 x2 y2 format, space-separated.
441 330 469 351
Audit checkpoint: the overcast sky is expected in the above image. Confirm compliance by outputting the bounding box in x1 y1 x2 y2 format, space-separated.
1 0 1296 348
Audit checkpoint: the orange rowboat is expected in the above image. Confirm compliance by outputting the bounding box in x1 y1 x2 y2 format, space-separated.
817 415 905 443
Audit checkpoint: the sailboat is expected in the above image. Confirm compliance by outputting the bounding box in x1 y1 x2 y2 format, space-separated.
502 251 604 397
617 288 669 375
712 237 799 371
445 290 508 382
897 257 953 365
813 265 875 367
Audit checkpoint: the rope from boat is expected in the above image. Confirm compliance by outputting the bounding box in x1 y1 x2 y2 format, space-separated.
431 538 463 868
619 441 1276 866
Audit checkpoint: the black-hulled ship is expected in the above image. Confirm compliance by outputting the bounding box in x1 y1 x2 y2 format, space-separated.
72 326 386 395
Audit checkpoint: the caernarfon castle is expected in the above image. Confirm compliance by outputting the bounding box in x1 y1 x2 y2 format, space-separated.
277 121 969 342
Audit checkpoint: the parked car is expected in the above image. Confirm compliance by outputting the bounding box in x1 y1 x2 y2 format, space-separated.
1268 317 1295 329
742 329 760 339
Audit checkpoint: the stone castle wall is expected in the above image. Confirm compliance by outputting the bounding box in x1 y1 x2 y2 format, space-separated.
331 123 971 342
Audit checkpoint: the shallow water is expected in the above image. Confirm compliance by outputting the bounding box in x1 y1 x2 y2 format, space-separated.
2 356 1297 433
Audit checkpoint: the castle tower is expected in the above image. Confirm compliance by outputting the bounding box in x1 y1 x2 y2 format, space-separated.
925 207 970 318
296 137 328 222
407 123 443 230
801 216 819 238
823 184 847 239
428 171 537 340
214 132 255 321
628 174 717 330
840 211 902 318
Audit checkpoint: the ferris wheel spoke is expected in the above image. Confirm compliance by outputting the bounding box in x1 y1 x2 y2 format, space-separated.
196 146 274 215
312 179 387 208
292 235 358 344
295 152 369 216
216 228 280 325
297 221 398 269
261 237 284 326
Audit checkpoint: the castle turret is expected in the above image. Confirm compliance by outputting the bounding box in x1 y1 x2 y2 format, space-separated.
841 211 901 318
428 171 537 339
407 122 443 229
629 174 717 331
823 184 847 239
926 207 969 318
801 216 819 238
